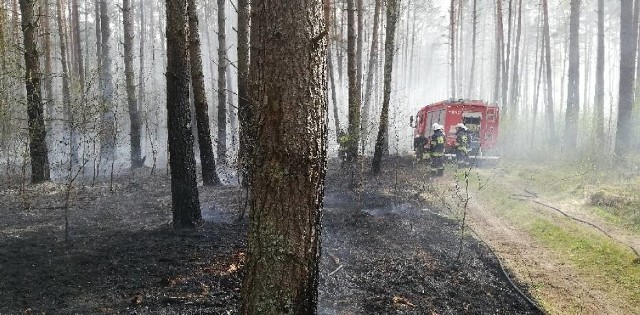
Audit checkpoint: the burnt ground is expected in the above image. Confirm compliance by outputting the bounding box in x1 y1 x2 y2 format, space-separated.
0 157 543 314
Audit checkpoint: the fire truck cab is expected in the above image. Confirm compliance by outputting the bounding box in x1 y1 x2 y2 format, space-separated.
410 99 500 162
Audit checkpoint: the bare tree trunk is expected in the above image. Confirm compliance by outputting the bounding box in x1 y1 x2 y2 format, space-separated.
494 0 503 103
563 0 580 151
467 0 477 97
240 0 326 312
449 0 456 98
217 0 227 162
360 0 381 152
237 0 251 185
508 0 522 116
99 0 115 161
166 0 201 229
94 0 101 87
19 0 51 183
71 0 84 90
57 0 76 164
138 0 145 108
542 0 555 136
188 0 220 185
372 0 399 174
617 0 637 155
356 0 363 102
502 0 512 111
42 0 54 130
593 0 604 145
346 0 360 163
123 0 142 168
328 51 341 141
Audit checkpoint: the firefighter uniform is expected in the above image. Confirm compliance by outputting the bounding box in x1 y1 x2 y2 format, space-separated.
430 124 446 176
455 123 470 167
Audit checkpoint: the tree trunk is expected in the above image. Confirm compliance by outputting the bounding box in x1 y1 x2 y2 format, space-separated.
42 0 55 131
217 0 227 163
360 0 382 152
240 0 326 312
563 0 580 151
617 0 637 155
593 0 604 145
138 0 145 110
99 0 115 162
189 0 220 185
372 0 399 175
123 0 142 168
356 0 363 102
449 0 455 98
467 0 477 97
237 0 252 185
494 0 503 103
166 0 201 229
95 0 101 86
19 0 51 183
502 0 512 111
542 0 555 136
328 48 341 141
57 0 76 163
346 0 360 163
508 0 522 116
71 0 84 90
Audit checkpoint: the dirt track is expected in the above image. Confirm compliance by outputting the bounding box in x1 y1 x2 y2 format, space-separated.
461 167 639 314
0 158 542 314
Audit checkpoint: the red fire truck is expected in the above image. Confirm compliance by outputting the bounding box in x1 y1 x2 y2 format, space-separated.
411 99 500 162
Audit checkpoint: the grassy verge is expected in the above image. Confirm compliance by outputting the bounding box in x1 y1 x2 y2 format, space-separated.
462 163 640 309
495 160 640 232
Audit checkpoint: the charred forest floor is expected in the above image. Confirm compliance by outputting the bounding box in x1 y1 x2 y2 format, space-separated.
0 157 542 314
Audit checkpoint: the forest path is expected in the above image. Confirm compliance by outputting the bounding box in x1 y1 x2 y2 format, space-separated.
453 166 640 314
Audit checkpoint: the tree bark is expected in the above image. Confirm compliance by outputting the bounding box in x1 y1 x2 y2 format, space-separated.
138 0 145 109
189 0 220 185
493 0 503 103
346 0 360 163
19 0 51 183
237 0 252 185
328 51 341 141
123 0 142 168
449 0 456 98
217 0 227 162
42 0 55 130
240 0 327 312
542 0 555 136
372 0 399 175
166 0 201 229
94 0 101 87
563 0 580 151
617 0 637 155
57 0 75 163
99 0 115 162
502 0 512 111
467 0 477 97
71 0 84 90
508 0 522 116
593 0 604 145
360 0 382 152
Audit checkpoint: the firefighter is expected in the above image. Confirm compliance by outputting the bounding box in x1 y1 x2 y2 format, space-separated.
455 123 470 168
429 123 446 176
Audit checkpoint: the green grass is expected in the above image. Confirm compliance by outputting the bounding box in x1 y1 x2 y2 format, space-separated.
529 219 640 305
466 172 640 308
495 160 640 231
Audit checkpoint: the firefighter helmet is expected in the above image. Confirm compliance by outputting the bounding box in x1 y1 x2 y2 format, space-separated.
456 123 468 130
432 123 443 131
